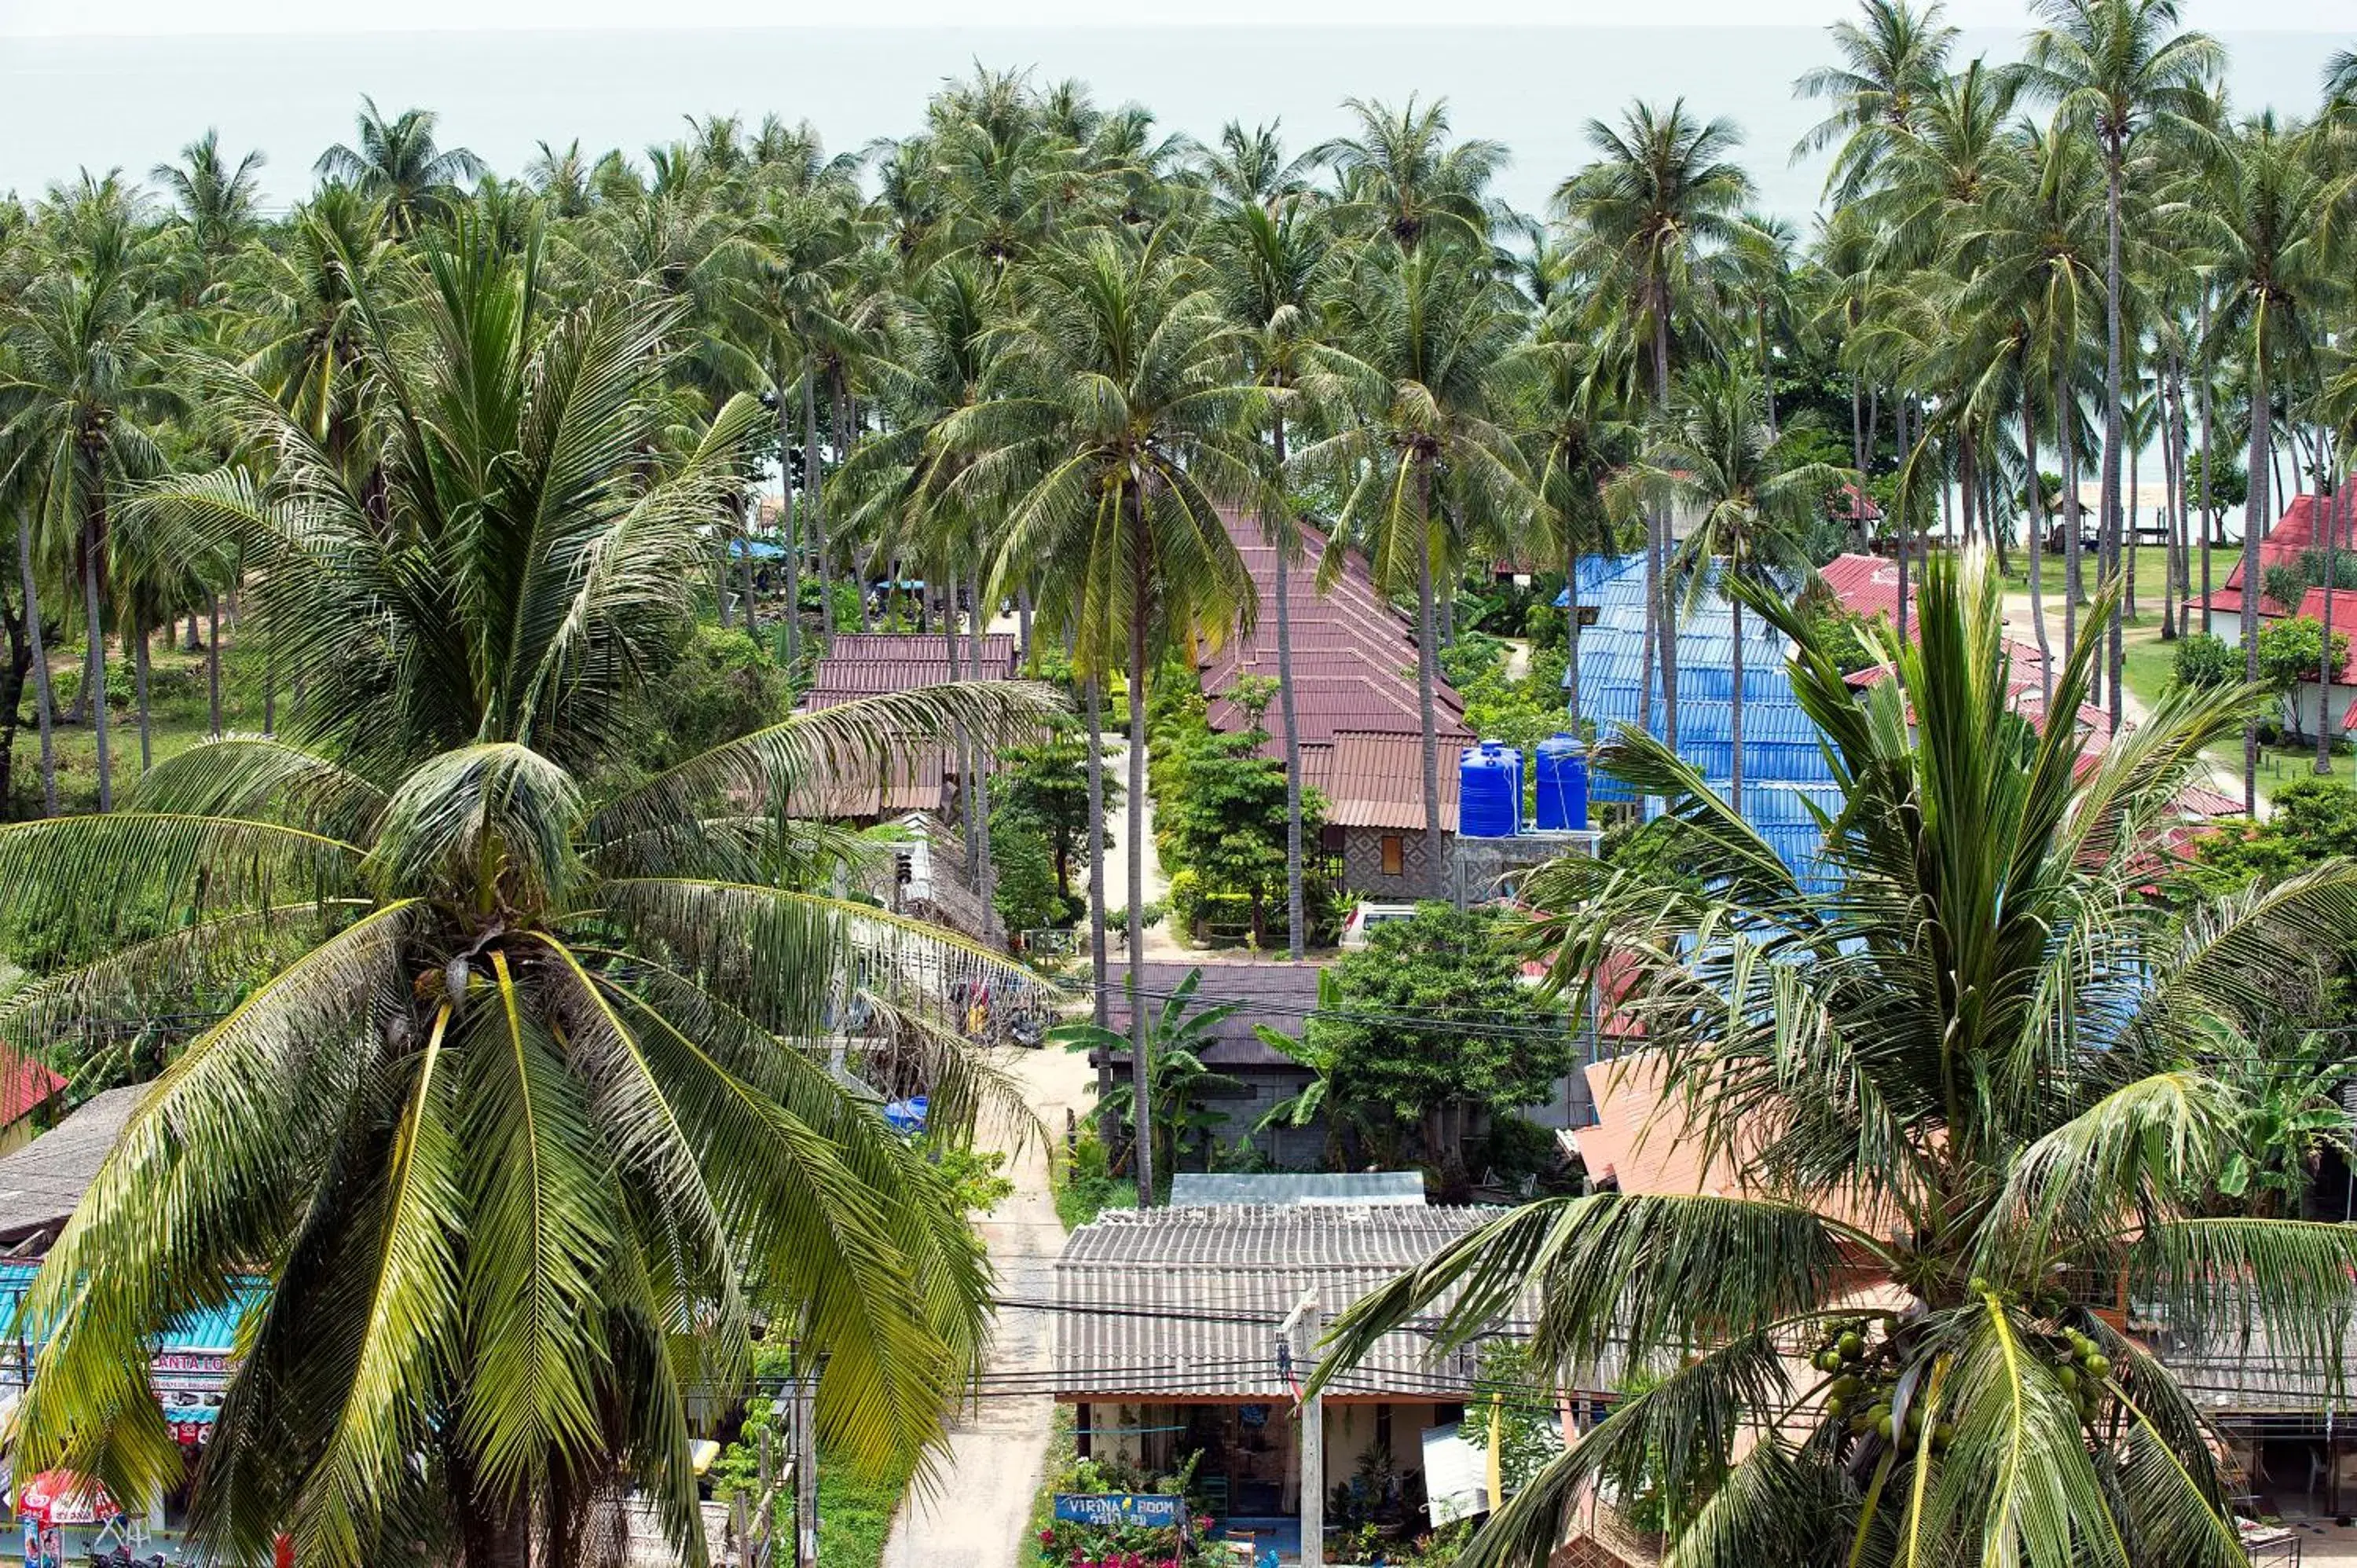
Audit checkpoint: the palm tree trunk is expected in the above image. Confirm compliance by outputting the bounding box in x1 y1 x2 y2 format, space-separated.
1652 307 1679 752
206 594 222 737
803 370 830 652
2319 485 2343 775
1086 673 1115 1149
943 570 977 888
132 608 151 773
1413 463 1446 901
2058 365 2083 681
2023 381 2055 703
2198 292 2216 636
2101 143 2128 735
969 551 993 935
2161 360 2180 640
16 510 57 815
1273 416 1305 962
1564 512 1583 731
80 518 111 811
1729 594 1745 808
2245 339 2271 815
1124 485 1156 1210
1016 586 1032 664
777 357 801 664
741 505 761 642
1759 306 1777 439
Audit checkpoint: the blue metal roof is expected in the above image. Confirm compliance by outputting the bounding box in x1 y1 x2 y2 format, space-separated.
0 1262 252 1356
1564 557 1845 881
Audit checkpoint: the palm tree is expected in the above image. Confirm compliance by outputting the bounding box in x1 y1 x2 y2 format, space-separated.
0 217 1053 1566
949 231 1271 1207
1207 185 1340 962
0 178 173 811
150 130 266 278
1793 0 1960 203
1957 112 2108 691
1312 96 1505 254
1560 101 1756 751
1613 367 1853 802
1051 967 1247 1178
1316 551 2357 1568
313 97 487 236
1494 323 1631 731
1297 241 1530 891
2022 0 2223 735
2198 112 2328 811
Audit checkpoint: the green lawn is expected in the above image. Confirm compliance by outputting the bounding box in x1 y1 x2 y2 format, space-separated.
6 621 275 819
2108 610 2324 809
817 1464 907 1568
1997 543 2242 602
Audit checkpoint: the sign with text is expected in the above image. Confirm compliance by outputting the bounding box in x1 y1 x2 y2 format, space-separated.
1053 1493 1185 1529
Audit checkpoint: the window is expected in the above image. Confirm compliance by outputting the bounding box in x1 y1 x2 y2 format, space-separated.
1380 835 1405 876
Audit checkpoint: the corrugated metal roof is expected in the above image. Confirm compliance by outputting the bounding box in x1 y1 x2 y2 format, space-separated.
1168 1173 1428 1208
807 659 963 696
822 632 1020 675
1052 1204 1524 1399
782 747 949 817
0 1086 140 1246
1323 731 1462 830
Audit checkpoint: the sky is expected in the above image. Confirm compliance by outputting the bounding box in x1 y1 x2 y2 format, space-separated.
2 3 2349 225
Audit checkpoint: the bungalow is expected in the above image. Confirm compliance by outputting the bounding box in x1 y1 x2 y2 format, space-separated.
1050 1201 1539 1539
2187 491 2357 646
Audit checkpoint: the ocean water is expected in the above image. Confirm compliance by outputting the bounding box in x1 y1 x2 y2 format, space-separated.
2 24 2345 221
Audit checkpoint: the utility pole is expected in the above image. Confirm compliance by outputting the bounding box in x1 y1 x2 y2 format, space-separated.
1278 1291 1323 1568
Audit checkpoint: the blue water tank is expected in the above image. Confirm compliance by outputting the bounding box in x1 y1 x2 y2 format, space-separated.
1535 734 1589 831
1459 742 1521 838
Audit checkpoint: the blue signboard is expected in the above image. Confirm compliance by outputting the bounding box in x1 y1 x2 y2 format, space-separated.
1053 1493 1185 1529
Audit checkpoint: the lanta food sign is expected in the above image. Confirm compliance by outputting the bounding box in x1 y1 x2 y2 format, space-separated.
1051 1494 1185 1530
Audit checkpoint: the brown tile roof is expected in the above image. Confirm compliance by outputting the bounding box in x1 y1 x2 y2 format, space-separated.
806 659 963 698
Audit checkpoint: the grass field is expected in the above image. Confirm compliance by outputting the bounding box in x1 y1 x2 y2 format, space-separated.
5 618 274 819
1996 542 2244 603
817 1464 907 1568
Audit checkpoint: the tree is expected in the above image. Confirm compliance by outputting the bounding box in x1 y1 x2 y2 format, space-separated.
1051 968 1246 1182
1308 903 1568 1190
313 97 487 236
1207 181 1340 962
1299 241 1530 882
0 219 1057 1566
1560 101 1756 751
1612 366 1853 800
1311 95 1505 254
1793 0 1959 203
2193 773 2357 886
1157 713 1329 948
953 230 1271 1209
1317 553 2357 1568
0 175 174 811
995 713 1121 907
2198 112 2329 809
2022 0 2223 739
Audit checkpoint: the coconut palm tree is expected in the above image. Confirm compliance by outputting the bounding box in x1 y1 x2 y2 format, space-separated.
313 97 487 238
1316 551 2357 1568
150 130 266 284
1613 367 1853 801
1793 0 1960 203
1296 240 1530 891
1559 101 1756 750
1494 322 1632 731
2022 0 2223 735
1207 185 1342 962
0 177 174 811
0 214 1053 1568
948 230 1272 1207
2198 111 2330 811
1311 95 1505 255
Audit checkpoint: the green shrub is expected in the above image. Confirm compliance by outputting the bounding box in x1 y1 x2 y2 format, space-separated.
2171 632 2238 691
646 625 789 765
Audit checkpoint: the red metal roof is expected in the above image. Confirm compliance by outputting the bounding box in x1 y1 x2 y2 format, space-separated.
0 1050 65 1127
1818 552 1904 621
823 632 1019 674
